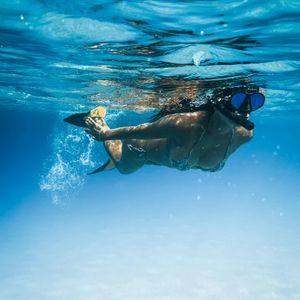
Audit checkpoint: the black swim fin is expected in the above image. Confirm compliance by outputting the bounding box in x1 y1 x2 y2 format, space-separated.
64 112 89 128
87 159 115 175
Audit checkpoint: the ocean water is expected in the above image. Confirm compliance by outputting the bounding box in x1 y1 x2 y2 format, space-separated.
1 0 300 299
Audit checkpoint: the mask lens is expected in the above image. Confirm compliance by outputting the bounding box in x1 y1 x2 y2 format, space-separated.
231 93 247 109
250 93 265 111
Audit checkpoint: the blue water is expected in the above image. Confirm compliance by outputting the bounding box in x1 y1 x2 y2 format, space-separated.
1 0 300 299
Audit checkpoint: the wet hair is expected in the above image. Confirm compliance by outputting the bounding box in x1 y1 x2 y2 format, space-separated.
150 97 213 121
150 77 262 121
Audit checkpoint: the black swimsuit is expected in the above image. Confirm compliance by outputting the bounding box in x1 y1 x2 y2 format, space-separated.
127 107 235 172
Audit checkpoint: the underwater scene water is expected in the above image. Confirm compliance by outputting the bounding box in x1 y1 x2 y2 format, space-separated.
1 0 300 299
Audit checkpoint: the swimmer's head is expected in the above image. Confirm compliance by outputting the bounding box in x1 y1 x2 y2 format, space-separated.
221 92 265 119
213 87 265 130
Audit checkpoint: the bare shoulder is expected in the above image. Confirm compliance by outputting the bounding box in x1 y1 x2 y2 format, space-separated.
158 110 210 126
172 110 210 125
190 110 211 121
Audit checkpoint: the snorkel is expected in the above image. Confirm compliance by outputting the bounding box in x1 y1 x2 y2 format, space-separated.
214 92 265 131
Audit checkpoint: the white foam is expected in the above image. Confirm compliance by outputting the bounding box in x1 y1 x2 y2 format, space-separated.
39 117 99 204
39 110 125 204
80 136 96 166
40 152 84 204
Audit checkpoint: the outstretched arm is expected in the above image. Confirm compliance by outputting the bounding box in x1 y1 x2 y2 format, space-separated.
85 112 205 141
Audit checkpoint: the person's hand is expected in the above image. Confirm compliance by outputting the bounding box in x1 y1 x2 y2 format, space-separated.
84 117 109 141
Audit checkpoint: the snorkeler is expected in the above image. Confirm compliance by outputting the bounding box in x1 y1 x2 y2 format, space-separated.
65 89 265 174
71 89 264 174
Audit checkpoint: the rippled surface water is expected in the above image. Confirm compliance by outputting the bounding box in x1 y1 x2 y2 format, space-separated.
1 0 300 115
1 1 300 300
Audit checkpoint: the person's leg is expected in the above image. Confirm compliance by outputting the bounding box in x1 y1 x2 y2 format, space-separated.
115 139 147 174
103 139 147 174
99 118 146 174
104 140 122 162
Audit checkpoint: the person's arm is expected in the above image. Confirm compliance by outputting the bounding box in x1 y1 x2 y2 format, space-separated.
85 112 204 141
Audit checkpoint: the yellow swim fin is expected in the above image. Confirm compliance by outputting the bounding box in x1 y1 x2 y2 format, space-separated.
89 106 106 119
64 106 107 127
